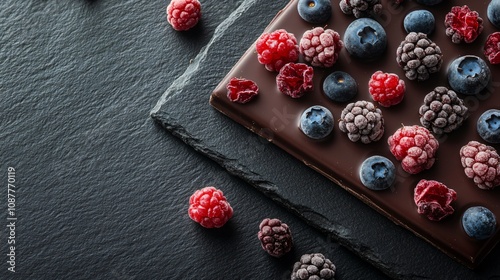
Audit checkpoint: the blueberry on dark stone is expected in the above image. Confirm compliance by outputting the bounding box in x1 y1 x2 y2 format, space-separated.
323 71 357 103
404 10 435 34
299 105 334 140
477 109 500 144
297 0 332 24
447 55 491 95
359 155 396 191
343 18 387 60
462 206 497 240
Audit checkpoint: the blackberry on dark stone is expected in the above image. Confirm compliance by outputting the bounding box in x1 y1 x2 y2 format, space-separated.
291 253 336 280
257 218 293 257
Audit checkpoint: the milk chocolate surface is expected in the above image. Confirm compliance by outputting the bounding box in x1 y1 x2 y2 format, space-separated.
210 0 500 267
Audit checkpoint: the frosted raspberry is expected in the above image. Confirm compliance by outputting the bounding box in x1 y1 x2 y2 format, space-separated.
291 253 336 280
299 27 343 68
188 186 233 228
460 141 500 190
276 63 313 98
388 125 439 174
339 0 382 18
414 179 457 221
338 100 384 144
166 0 201 31
256 29 299 72
368 71 405 107
226 77 259 103
445 5 483 44
257 218 293 257
484 32 500 64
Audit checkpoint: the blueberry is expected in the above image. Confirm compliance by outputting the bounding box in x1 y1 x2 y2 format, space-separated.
297 0 332 24
414 0 443 5
477 109 500 144
403 10 435 35
323 71 357 103
447 55 491 95
299 105 334 140
488 0 500 28
359 155 396 191
343 18 387 60
462 206 497 240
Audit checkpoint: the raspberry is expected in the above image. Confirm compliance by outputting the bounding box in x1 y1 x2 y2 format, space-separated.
339 100 384 144
257 218 293 257
299 27 343 68
226 77 259 103
256 29 299 72
166 0 201 31
276 63 313 98
339 0 382 18
445 5 483 44
460 141 500 190
418 86 468 135
291 253 336 280
414 179 457 221
396 32 443 81
484 32 500 64
368 71 405 107
188 186 233 228
388 125 439 174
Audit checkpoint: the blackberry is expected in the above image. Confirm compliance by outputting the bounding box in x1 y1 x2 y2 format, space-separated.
396 32 443 81
291 253 336 280
419 86 468 135
339 0 382 18
257 218 293 257
339 100 384 144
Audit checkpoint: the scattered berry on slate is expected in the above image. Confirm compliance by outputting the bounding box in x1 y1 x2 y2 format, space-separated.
166 0 201 31
188 186 233 228
291 253 336 280
388 125 439 174
447 55 491 96
359 155 396 191
396 32 442 81
323 71 358 103
368 71 405 107
256 29 299 72
257 218 293 258
344 18 387 60
445 5 483 44
297 0 332 24
300 105 335 140
338 100 384 144
460 141 500 190
276 63 313 98
488 0 500 29
484 32 500 65
462 206 497 240
414 179 457 221
477 109 500 144
226 77 259 103
339 0 382 18
299 27 343 68
414 0 443 5
403 10 435 35
419 86 468 135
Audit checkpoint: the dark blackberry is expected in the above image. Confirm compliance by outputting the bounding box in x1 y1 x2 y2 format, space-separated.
396 32 443 81
339 0 382 18
339 100 384 144
291 253 336 280
257 218 293 257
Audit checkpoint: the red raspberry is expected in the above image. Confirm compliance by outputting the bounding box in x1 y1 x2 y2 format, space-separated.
484 32 500 64
388 125 439 174
368 71 405 107
188 186 233 228
460 141 500 190
299 27 343 68
166 0 201 31
444 5 483 44
257 218 293 257
226 77 259 103
256 29 299 72
414 179 457 221
276 62 313 98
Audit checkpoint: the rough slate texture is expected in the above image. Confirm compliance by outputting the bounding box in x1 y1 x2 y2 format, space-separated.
151 0 500 278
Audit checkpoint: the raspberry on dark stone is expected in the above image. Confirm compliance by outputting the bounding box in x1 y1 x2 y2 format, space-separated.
257 218 293 257
166 0 201 31
338 100 384 144
276 63 313 98
188 186 233 228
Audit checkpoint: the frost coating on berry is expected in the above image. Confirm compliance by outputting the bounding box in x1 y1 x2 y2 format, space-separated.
226 77 259 103
484 32 500 65
368 71 405 107
299 27 343 68
166 0 201 31
460 141 500 190
396 32 442 81
339 100 384 144
256 29 299 72
414 179 457 221
291 253 336 280
257 218 293 257
339 0 382 18
188 186 233 228
276 63 313 98
445 5 483 44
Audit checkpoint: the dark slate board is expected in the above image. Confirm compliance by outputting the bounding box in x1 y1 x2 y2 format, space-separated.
151 0 500 278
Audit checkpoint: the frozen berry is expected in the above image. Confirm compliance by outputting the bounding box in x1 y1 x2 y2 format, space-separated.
419 86 468 135
276 63 313 98
445 5 483 44
414 0 443 5
359 155 396 191
338 100 384 144
299 27 343 68
368 71 405 107
166 0 201 31
396 32 442 81
257 218 293 257
447 55 491 95
256 29 299 72
460 141 500 190
462 206 497 240
344 18 387 60
388 125 439 174
484 32 500 65
477 109 500 144
339 0 382 18
488 0 500 29
188 186 233 228
226 77 259 103
323 71 358 103
297 0 332 24
403 10 435 35
300 106 334 140
291 253 336 280
414 179 457 221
